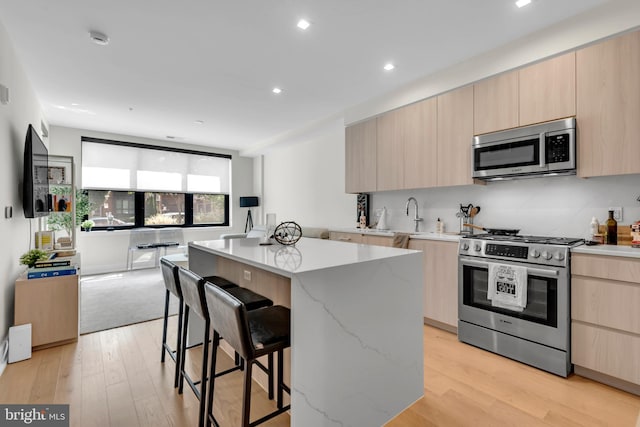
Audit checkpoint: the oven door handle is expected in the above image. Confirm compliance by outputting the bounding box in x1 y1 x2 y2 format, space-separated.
460 258 559 278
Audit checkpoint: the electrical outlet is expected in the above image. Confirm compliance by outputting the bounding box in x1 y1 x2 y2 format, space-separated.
243 270 251 281
608 207 623 222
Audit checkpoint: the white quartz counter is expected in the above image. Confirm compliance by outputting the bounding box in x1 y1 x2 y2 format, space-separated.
190 236 419 277
329 227 462 242
572 244 640 258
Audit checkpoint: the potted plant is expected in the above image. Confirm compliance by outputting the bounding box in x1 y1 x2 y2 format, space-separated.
20 249 49 268
81 219 95 232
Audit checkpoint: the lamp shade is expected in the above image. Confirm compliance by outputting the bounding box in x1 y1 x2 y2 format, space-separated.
239 196 259 207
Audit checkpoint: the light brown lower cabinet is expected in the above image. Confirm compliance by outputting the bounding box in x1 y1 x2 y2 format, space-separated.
14 275 79 349
328 232 392 247
409 239 458 331
571 253 640 393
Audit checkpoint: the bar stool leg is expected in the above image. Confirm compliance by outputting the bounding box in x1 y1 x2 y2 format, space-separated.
206 331 221 427
268 353 274 400
161 289 170 363
178 306 190 394
198 318 210 427
242 361 253 427
277 349 284 409
174 300 184 388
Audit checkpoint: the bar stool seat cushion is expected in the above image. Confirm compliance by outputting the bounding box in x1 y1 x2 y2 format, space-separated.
248 306 291 352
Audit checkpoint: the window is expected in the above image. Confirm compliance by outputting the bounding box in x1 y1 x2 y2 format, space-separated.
81 138 231 229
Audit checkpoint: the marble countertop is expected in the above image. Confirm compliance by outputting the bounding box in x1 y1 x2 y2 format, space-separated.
571 244 640 258
189 237 419 277
329 227 461 242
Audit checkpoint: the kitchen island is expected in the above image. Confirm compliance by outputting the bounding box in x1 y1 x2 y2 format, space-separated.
188 237 424 426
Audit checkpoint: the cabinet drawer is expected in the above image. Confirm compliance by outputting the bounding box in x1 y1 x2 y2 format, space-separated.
572 276 640 334
572 253 640 283
329 232 363 244
572 322 640 386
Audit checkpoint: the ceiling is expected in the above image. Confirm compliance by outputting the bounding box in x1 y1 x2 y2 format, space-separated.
0 0 612 154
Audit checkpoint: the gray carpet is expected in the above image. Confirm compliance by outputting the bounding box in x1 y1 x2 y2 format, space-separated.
80 268 179 334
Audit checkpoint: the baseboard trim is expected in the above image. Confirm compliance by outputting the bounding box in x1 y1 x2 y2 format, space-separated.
424 317 457 334
574 365 640 396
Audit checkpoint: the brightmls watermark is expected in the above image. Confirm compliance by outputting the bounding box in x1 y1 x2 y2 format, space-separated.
0 405 69 426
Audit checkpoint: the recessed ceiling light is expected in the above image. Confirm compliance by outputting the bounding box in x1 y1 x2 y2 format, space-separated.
272 87 282 94
88 30 110 46
297 19 310 30
515 0 531 8
383 63 395 71
195 120 204 125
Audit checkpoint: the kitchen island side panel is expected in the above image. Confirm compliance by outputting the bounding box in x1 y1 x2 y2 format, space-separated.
290 252 424 427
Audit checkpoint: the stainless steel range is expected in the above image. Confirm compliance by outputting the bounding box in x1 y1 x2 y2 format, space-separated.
457 233 584 377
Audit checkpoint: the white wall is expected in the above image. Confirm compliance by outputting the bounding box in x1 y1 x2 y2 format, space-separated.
0 20 48 373
259 1 640 237
262 123 354 228
48 125 254 274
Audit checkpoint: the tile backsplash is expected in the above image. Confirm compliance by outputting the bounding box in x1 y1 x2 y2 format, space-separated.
370 174 640 238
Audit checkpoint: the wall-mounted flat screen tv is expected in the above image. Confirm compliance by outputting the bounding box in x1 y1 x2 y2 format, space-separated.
23 124 50 218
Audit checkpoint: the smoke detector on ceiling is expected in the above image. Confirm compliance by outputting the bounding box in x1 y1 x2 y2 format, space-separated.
89 30 110 46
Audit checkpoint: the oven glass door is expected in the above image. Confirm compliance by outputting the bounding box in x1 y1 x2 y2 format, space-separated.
461 263 557 327
474 137 540 172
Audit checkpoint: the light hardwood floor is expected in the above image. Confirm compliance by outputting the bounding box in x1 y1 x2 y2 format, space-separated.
1 320 639 426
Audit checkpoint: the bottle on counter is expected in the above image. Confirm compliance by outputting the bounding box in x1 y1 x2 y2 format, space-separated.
436 218 444 234
605 210 618 245
359 210 367 229
590 216 600 240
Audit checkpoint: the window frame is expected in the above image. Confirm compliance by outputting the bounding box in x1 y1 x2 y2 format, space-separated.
81 137 231 231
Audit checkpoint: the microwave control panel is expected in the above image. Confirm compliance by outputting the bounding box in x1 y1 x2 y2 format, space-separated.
545 133 571 164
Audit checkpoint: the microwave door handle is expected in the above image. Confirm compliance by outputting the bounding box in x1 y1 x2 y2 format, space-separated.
539 132 546 167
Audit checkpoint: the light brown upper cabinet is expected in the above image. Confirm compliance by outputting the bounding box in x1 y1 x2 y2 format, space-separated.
345 118 377 193
473 72 519 135
519 51 576 126
577 30 640 178
473 51 576 135
376 98 438 191
376 108 405 191
403 98 438 190
437 85 474 187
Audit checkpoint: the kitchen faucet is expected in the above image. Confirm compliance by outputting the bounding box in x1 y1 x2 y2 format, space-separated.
405 197 423 232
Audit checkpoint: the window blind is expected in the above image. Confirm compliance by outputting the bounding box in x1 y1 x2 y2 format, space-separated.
81 139 231 194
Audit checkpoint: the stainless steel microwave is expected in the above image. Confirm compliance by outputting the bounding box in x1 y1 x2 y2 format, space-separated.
472 117 576 180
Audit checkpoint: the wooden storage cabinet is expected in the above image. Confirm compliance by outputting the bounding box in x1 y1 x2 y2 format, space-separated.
473 72 519 135
376 108 405 191
437 85 474 187
14 274 79 349
409 239 458 330
571 253 640 389
519 51 575 126
401 98 438 190
577 30 640 178
328 232 392 247
345 118 377 193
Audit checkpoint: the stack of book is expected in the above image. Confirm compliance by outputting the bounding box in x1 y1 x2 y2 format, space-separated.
27 258 77 279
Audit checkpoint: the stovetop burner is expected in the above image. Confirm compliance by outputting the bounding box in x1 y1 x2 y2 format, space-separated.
466 233 584 246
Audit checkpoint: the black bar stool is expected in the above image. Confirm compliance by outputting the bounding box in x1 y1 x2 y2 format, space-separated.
177 268 273 427
159 257 184 388
204 282 291 427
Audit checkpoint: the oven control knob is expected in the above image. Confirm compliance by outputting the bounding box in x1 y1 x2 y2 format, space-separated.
554 252 565 261
461 242 469 251
541 251 552 260
474 243 482 252
530 249 540 258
